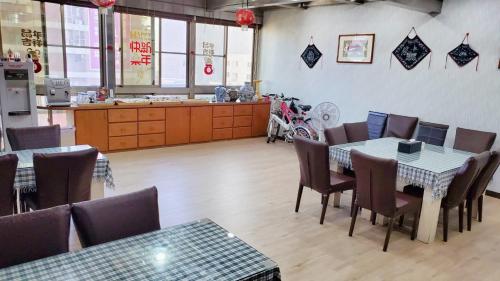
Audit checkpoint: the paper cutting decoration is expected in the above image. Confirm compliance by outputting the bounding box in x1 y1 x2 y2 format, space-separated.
301 37 322 69
391 27 432 70
446 33 479 71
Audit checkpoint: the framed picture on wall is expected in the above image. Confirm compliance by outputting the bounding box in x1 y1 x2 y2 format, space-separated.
337 34 375 64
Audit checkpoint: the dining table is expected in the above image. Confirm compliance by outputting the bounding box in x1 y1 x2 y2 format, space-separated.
0 218 281 281
329 137 475 243
0 145 114 207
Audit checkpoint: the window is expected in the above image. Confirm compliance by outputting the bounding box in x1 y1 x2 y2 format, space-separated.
195 23 225 86
227 26 254 86
159 19 187 87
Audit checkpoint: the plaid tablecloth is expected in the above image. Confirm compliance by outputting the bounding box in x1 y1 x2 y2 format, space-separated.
0 218 281 281
0 145 114 192
330 138 474 200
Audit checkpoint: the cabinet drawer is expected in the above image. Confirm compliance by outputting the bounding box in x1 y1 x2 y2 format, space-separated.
233 116 252 127
109 136 137 150
108 109 137 123
138 133 165 147
213 117 233 129
109 122 137 137
233 127 252 139
234 105 253 116
213 128 233 140
138 108 165 121
138 121 165 134
213 105 233 117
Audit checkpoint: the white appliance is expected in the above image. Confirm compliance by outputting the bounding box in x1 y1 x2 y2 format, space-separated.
310 102 340 142
0 61 38 150
45 78 71 106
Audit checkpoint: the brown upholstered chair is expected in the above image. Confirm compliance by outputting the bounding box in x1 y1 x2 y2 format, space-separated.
348 149 422 251
72 187 161 248
466 150 500 230
324 125 348 146
0 154 19 217
24 148 98 211
6 125 61 151
0 205 70 269
453 127 497 153
416 121 449 146
344 122 369 143
293 136 356 224
383 114 419 139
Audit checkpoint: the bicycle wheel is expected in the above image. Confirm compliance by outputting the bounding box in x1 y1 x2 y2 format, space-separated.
294 125 313 140
267 117 279 143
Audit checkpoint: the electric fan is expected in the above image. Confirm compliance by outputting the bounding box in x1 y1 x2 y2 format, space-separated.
310 102 340 142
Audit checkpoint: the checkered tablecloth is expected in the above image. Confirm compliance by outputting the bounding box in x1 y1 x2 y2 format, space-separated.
0 219 281 281
1 145 114 192
330 138 475 200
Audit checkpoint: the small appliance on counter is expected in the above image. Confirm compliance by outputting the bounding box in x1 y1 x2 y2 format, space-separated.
45 78 71 106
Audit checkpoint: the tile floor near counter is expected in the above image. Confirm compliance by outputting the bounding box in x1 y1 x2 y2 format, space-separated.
72 138 500 281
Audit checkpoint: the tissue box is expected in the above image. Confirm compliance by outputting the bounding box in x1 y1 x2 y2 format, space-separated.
398 140 422 154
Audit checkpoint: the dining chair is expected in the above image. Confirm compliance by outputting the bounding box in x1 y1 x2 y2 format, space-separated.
293 136 356 224
324 125 348 146
453 127 497 153
0 154 19 217
415 121 450 146
0 205 70 269
383 114 419 139
349 149 422 252
466 150 500 230
23 148 98 211
6 125 61 151
344 122 370 143
71 187 160 248
367 111 388 140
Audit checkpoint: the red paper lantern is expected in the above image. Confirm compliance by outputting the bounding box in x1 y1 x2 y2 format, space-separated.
235 9 255 30
90 0 115 8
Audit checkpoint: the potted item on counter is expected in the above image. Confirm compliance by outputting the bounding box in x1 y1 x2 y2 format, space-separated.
239 82 255 102
214 85 227 102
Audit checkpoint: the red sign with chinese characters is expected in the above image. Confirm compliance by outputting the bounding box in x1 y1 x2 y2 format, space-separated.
129 41 152 66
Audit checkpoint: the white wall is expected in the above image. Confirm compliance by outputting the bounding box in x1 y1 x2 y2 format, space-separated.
258 0 500 191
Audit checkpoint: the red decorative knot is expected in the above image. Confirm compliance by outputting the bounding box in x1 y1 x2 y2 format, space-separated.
204 64 213 75
90 0 116 8
235 9 255 30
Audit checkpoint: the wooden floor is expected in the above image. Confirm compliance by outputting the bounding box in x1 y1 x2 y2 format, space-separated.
78 138 500 280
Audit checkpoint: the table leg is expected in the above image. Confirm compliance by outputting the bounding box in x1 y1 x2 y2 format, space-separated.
417 187 442 243
333 192 341 207
330 161 342 207
91 179 105 200
471 197 479 220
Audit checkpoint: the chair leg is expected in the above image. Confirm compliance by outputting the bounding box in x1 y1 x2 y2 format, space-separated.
399 215 405 227
349 204 359 236
459 202 464 233
443 207 449 242
350 188 356 217
370 212 377 225
466 199 472 231
320 194 330 225
411 212 419 240
295 184 304 213
383 217 395 252
478 195 483 223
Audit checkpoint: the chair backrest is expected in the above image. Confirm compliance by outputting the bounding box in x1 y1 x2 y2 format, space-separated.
468 150 500 201
293 136 331 192
351 149 398 217
34 148 98 210
416 121 449 146
367 111 388 140
445 151 490 207
71 187 161 248
383 114 419 139
344 122 369 143
0 154 18 217
454 127 497 153
324 125 348 146
0 205 70 269
6 125 61 151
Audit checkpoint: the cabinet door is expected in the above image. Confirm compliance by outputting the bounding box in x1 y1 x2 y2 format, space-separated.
75 110 108 152
165 107 190 145
252 104 271 137
190 106 213 143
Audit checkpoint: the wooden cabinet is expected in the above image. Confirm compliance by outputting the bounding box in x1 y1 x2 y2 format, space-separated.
109 135 137 150
213 128 233 140
234 116 252 127
138 133 165 148
75 110 109 152
233 127 252 139
109 122 137 137
138 108 165 121
234 105 253 116
138 121 165 135
213 117 233 129
252 104 270 137
165 107 190 145
190 106 213 143
108 109 137 123
213 105 233 117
